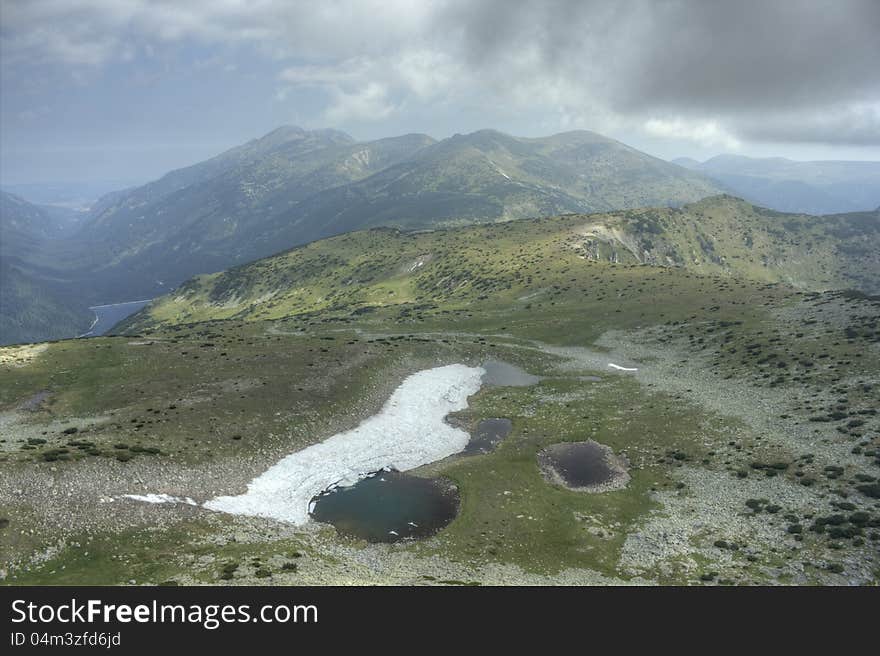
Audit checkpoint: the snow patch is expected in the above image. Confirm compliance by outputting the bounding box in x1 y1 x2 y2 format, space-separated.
122 493 197 505
608 363 638 372
203 364 485 524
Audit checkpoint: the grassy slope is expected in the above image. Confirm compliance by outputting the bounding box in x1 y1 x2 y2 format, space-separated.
1 201 879 585
123 197 880 334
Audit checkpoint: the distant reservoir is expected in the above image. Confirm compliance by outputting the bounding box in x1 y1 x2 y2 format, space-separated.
79 299 151 337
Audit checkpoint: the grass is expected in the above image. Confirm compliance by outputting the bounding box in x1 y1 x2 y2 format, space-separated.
1 206 878 585
421 374 712 577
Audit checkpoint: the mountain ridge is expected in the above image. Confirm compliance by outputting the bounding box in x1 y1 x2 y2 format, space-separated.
122 194 880 332
63 126 725 304
675 154 880 214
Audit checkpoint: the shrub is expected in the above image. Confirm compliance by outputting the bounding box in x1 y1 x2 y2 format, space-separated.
219 562 238 580
856 483 880 498
68 440 94 448
42 448 70 462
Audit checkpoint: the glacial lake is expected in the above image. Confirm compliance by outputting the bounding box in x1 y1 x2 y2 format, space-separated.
309 470 459 543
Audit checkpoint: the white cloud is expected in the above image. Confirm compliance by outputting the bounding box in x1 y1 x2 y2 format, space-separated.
324 82 396 123
2 0 879 148
643 118 742 150
393 49 459 101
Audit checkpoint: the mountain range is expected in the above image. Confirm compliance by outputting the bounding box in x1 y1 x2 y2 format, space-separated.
77 126 722 299
1 126 724 345
3 126 879 347
674 154 880 215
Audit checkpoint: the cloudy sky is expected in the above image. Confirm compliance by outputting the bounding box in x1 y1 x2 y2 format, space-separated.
2 0 879 184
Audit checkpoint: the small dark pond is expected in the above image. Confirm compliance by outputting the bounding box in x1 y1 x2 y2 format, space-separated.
309 470 459 543
538 441 627 491
464 418 512 455
481 359 541 387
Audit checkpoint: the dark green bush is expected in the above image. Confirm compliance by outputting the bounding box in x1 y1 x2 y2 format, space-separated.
856 483 880 498
219 562 238 580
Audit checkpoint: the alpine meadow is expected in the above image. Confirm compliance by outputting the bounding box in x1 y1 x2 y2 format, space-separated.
1 1 879 594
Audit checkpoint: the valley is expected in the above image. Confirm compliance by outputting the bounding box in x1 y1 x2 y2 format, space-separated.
2 126 724 346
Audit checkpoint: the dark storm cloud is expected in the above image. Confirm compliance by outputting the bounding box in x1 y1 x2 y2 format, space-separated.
613 1 880 112
440 0 880 145
737 107 880 147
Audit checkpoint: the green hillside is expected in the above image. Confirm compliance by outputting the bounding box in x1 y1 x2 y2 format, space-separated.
124 196 880 332
570 196 880 292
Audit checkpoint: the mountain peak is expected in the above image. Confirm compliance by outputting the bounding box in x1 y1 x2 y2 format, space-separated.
252 125 354 149
262 124 307 138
